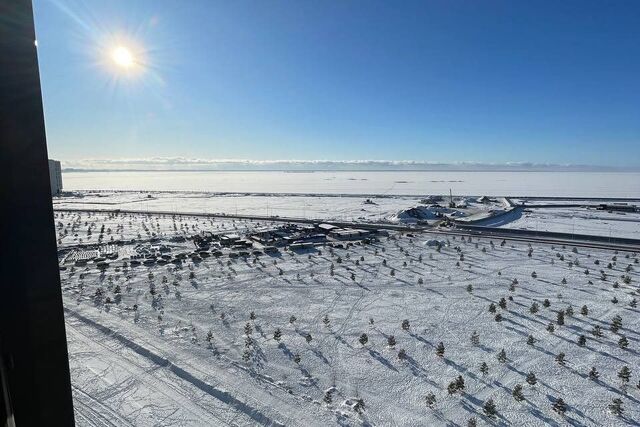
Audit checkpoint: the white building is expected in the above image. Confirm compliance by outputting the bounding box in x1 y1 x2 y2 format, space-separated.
48 159 63 195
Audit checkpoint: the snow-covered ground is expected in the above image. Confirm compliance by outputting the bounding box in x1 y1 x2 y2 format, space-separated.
499 207 640 240
53 191 425 223
59 211 640 426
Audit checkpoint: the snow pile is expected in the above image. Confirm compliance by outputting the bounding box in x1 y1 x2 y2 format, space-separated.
390 205 464 223
424 239 447 247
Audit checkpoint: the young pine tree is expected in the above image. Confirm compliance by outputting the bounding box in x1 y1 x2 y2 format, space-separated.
480 362 489 376
618 366 631 385
359 333 369 346
489 303 497 314
470 331 480 345
609 398 624 417
556 311 565 326
323 314 330 327
618 336 629 349
512 384 525 402
553 398 567 416
436 342 445 358
425 392 436 408
483 399 497 418
387 335 396 347
526 372 537 385
398 348 407 360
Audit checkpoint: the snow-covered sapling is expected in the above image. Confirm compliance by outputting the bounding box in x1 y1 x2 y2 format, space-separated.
609 398 624 417
512 384 524 402
480 362 489 376
610 315 622 333
578 335 587 346
323 315 330 327
526 372 537 385
273 328 282 341
553 398 567 416
555 352 566 366
425 392 436 408
470 331 480 346
353 399 365 415
527 335 536 346
398 348 406 360
401 319 410 331
589 367 600 380
436 342 445 358
618 366 631 385
359 333 369 346
592 325 603 337
618 336 629 349
387 335 396 347
483 399 497 418
497 349 507 363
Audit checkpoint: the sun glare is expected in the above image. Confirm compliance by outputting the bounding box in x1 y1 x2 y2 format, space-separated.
112 46 134 68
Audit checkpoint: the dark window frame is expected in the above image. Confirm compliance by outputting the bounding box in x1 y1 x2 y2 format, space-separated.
0 0 75 425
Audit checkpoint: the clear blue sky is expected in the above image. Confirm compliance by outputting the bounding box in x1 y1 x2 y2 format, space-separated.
34 0 640 167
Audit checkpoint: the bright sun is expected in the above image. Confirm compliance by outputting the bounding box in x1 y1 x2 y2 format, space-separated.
112 46 134 68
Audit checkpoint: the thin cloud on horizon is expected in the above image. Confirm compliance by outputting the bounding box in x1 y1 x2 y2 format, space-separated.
58 158 640 172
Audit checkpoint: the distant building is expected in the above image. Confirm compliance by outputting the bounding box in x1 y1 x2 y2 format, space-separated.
48 159 63 195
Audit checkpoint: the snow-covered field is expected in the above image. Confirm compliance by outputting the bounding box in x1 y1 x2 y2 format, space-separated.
53 191 423 223
58 211 640 426
499 207 640 240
